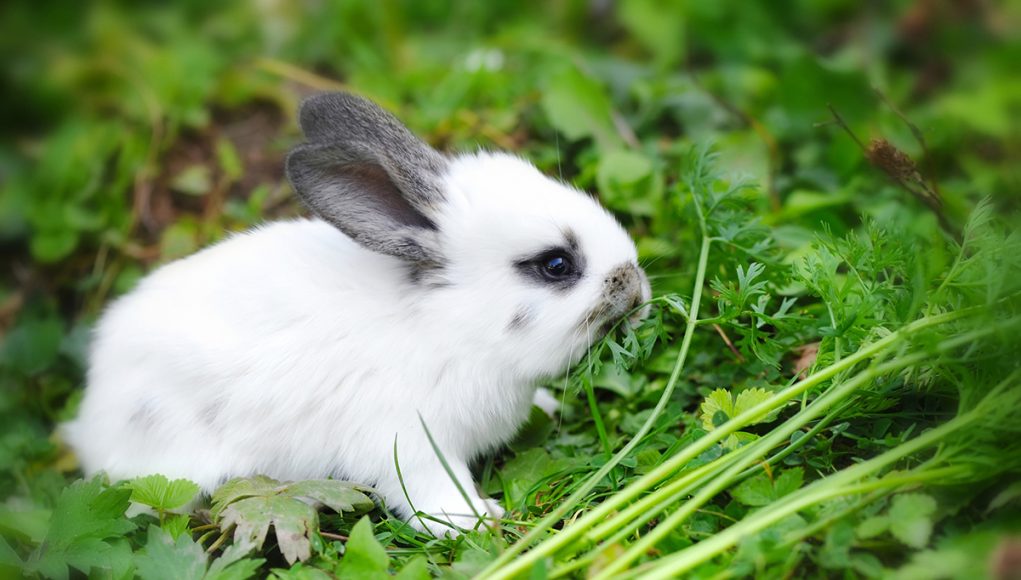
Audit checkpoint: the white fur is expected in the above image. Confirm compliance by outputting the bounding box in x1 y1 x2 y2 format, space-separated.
65 152 647 536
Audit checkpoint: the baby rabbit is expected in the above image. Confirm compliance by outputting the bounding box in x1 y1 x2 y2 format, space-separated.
65 93 651 536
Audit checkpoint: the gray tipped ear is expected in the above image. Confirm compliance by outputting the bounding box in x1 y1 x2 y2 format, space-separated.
287 93 449 264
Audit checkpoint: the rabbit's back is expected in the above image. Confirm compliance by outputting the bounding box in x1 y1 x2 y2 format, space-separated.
66 219 417 490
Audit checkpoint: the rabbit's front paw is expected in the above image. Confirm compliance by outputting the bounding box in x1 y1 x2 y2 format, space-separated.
532 387 561 417
413 496 503 538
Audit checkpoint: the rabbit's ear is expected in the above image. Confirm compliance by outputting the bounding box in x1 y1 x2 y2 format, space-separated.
286 93 448 264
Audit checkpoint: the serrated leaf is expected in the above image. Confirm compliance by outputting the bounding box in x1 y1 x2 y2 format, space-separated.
700 388 779 431
134 525 207 580
59 537 133 580
206 544 264 580
336 517 390 580
127 474 200 511
773 467 804 498
889 493 937 548
45 477 135 550
731 468 803 507
212 476 373 565
699 389 735 430
210 476 281 519
162 513 192 540
732 388 778 422
221 496 315 565
730 472 774 507
284 480 376 515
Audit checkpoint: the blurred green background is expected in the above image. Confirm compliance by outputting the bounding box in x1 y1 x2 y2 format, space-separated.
0 0 1018 574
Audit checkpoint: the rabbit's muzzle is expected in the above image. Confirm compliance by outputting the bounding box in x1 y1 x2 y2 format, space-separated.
587 262 651 336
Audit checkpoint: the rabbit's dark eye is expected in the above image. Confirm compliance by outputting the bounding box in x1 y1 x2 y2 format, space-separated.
543 254 571 278
515 245 584 289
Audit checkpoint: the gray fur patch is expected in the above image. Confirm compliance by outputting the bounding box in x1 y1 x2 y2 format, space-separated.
406 263 452 288
562 228 579 251
507 306 533 332
199 399 224 425
129 402 157 430
286 92 450 264
432 361 452 389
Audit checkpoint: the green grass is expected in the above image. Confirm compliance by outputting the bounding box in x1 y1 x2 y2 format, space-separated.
2 1 1020 578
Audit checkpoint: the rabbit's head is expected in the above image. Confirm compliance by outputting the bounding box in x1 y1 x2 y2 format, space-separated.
287 93 650 379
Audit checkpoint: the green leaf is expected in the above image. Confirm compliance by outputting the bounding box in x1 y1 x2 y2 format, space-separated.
772 468 804 498
160 218 201 261
30 229 79 263
890 530 1002 580
269 563 333 580
221 496 316 565
44 477 134 550
699 388 779 431
172 164 213 196
730 472 774 507
598 150 652 185
540 67 622 150
0 536 19 568
283 480 376 515
730 468 803 507
819 519 856 570
699 389 735 430
162 514 193 540
336 517 390 580
127 474 200 511
499 449 576 507
211 476 373 565
210 476 281 519
596 150 658 215
2 314 64 375
206 544 264 580
134 525 206 580
732 388 775 419
394 555 430 579
888 493 937 548
216 138 243 182
856 516 889 540
617 0 686 67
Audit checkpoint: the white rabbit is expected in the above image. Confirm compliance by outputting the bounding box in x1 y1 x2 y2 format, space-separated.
64 93 650 536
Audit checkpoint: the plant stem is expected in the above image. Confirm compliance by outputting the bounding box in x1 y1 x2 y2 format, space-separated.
588 319 1002 578
584 380 613 459
582 456 730 545
638 385 996 579
590 353 914 578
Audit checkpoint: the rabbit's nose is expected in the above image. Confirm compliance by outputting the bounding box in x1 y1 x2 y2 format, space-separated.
603 262 649 322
